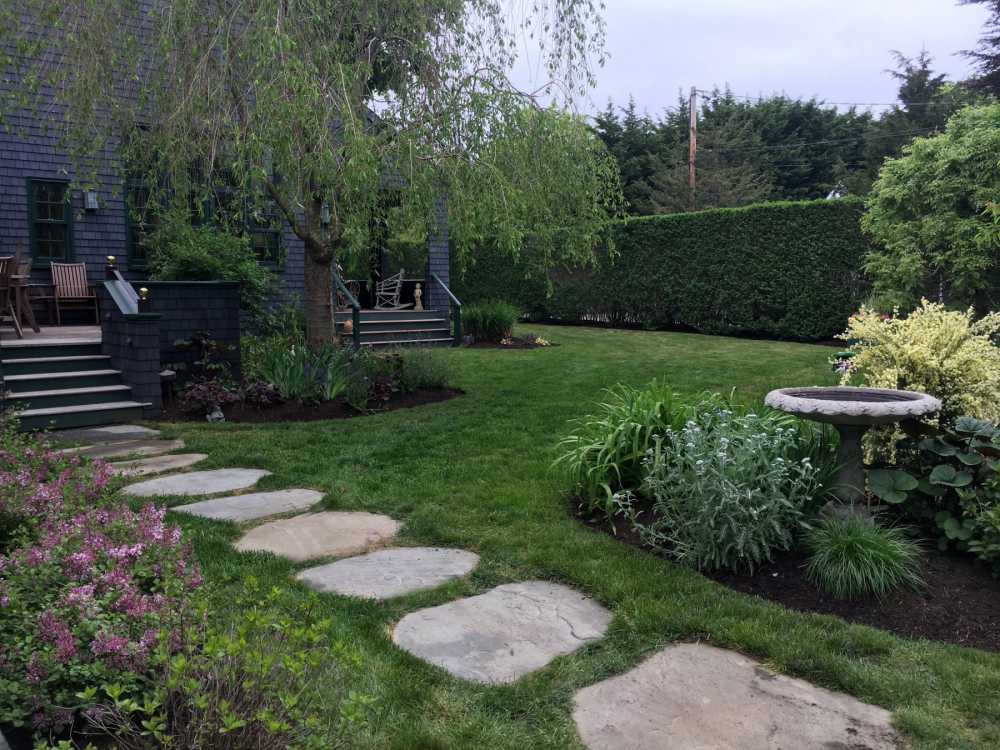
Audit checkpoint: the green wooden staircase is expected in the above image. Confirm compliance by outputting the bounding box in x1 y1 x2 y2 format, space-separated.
1 337 149 431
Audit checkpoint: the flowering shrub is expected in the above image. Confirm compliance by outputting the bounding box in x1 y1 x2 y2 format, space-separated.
618 408 823 573
82 580 373 750
0 432 201 736
838 301 1000 424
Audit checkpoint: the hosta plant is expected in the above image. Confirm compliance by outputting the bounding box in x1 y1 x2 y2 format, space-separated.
876 416 1000 574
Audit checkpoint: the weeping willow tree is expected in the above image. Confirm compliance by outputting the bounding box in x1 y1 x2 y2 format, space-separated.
1 1 622 343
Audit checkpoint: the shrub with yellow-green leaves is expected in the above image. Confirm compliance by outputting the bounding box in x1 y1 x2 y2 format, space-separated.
838 300 1000 424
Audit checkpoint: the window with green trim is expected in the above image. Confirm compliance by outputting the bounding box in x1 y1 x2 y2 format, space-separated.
28 180 72 265
126 179 159 269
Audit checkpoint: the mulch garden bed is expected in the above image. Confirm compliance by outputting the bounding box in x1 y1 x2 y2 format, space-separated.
577 503 1000 652
159 388 463 424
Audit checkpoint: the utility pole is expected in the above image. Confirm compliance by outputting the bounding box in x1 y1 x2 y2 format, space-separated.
688 86 698 206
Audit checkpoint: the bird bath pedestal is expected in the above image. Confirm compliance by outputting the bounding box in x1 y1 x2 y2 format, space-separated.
764 386 941 508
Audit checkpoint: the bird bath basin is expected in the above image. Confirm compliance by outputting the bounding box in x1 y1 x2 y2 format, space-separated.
764 386 941 506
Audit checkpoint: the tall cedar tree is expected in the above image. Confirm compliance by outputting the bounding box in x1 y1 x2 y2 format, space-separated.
962 0 1000 95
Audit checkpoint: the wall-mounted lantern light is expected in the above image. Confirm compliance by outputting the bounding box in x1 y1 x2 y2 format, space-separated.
83 190 100 212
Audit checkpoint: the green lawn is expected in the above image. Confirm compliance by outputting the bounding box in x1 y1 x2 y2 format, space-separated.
157 325 1000 749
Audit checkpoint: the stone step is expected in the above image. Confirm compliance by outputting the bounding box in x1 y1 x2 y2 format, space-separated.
393 581 612 684
2 354 112 376
124 468 272 498
359 328 452 344
3 369 124 392
15 400 150 431
233 511 400 561
572 643 900 750
4 384 132 410
297 547 480 600
360 337 454 348
110 453 207 478
171 488 323 521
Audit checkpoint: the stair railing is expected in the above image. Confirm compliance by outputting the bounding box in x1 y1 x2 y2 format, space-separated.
429 273 462 347
333 271 362 350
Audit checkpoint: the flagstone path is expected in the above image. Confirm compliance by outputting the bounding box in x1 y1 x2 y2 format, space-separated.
234 511 401 561
296 547 480 599
572 642 901 749
59 438 186 460
111 452 207 477
102 426 902 748
393 581 612 684
123 468 272 497
173 489 325 521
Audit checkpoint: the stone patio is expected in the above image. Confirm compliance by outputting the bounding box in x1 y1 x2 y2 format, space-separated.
572 643 902 750
296 547 480 599
393 581 612 684
234 511 401 561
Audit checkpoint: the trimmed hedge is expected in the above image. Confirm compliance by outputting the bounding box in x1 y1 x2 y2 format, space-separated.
452 198 871 341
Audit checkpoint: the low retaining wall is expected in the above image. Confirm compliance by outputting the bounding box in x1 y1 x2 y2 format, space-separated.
141 281 242 382
99 280 242 417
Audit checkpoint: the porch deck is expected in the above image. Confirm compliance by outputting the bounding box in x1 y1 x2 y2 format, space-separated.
0 325 102 347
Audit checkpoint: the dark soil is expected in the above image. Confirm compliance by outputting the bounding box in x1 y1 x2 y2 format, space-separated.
468 336 557 349
577 501 1000 652
160 388 463 424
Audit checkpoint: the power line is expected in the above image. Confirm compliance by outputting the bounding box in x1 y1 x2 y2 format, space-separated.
702 127 940 155
694 88 945 109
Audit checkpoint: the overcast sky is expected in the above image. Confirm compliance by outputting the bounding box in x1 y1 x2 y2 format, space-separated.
517 0 992 118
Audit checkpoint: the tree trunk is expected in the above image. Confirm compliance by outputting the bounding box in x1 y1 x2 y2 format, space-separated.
304 251 336 347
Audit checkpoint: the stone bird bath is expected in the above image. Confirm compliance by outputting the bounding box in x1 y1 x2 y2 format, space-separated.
764 386 941 507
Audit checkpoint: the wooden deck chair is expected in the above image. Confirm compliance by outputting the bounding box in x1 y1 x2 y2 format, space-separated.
51 262 99 325
374 269 412 309
0 256 23 338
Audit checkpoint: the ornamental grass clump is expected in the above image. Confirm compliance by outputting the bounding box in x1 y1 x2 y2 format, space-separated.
624 408 823 573
463 300 520 343
553 379 694 514
838 301 1000 424
0 430 202 736
805 516 923 600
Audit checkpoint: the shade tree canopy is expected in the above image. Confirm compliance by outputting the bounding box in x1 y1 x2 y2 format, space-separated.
1 0 622 343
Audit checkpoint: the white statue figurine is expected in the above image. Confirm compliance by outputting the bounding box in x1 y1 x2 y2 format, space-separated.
414 283 424 311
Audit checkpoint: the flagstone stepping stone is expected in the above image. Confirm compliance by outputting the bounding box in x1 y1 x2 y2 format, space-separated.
124 468 271 498
393 581 611 684
297 547 480 599
234 511 400 561
60 438 186 460
53 424 160 445
111 453 207 478
572 642 901 750
173 489 324 522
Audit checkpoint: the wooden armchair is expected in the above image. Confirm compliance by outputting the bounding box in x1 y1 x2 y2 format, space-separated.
51 262 99 325
0 256 23 338
374 269 412 309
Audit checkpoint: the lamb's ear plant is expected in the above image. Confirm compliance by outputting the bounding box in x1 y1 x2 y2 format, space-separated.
805 516 923 600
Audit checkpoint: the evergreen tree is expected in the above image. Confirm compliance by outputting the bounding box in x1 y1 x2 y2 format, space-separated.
962 0 1000 95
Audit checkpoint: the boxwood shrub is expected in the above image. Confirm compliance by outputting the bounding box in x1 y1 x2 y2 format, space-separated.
453 198 871 341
